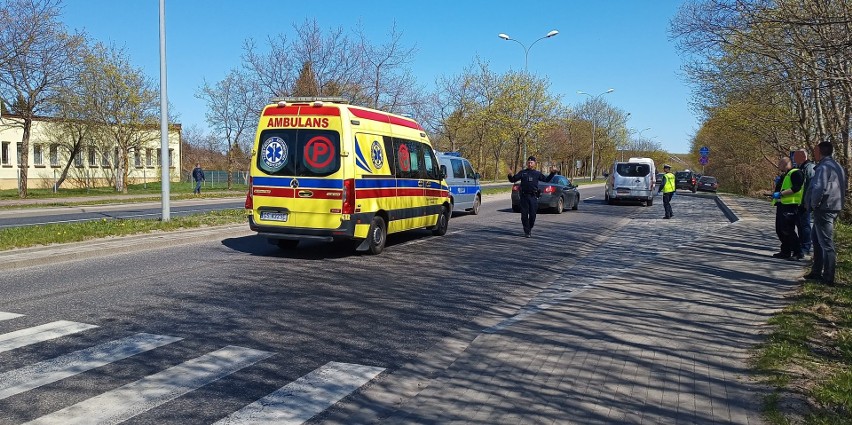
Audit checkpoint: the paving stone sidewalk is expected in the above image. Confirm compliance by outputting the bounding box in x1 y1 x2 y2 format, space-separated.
366 194 795 424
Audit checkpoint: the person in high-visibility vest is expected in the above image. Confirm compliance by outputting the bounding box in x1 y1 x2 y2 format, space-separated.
660 164 676 219
771 156 804 260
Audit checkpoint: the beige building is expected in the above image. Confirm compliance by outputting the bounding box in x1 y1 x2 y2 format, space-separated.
0 115 181 191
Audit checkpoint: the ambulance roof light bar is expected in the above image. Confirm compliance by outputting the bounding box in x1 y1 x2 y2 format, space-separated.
272 96 350 107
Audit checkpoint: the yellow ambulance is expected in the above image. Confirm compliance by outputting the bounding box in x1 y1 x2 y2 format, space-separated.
245 97 451 254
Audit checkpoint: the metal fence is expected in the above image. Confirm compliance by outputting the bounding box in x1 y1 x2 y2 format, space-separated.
188 170 249 188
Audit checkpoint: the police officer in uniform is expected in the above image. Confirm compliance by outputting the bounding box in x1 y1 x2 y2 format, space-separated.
660 164 676 219
771 156 804 260
508 156 557 237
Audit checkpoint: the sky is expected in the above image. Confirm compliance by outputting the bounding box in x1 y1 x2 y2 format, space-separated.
60 0 699 154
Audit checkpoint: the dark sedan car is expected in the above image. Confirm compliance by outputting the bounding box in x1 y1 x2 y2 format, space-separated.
697 176 719 192
511 175 580 214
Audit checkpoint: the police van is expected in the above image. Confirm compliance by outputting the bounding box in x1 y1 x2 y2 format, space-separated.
435 151 482 215
245 97 452 255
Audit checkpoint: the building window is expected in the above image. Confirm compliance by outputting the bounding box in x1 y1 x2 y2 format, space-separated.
50 144 59 166
146 148 152 166
88 147 97 167
168 148 174 167
156 150 161 165
1 142 9 165
134 149 142 167
101 150 110 168
16 142 23 166
33 144 43 166
113 147 119 167
74 150 83 167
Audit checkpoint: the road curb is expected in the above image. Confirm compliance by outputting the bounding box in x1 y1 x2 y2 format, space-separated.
0 224 251 271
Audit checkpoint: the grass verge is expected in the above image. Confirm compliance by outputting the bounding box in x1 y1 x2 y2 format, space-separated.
753 221 852 424
0 209 246 251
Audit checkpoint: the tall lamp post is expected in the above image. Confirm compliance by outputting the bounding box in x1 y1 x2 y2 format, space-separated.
497 30 559 72
578 88 614 181
498 29 558 162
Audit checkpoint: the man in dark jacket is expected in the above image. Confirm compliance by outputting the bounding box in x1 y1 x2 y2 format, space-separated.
508 156 557 238
804 142 848 285
192 163 205 195
793 149 816 257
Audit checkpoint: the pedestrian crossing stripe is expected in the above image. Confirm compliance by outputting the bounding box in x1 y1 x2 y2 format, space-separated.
24 345 275 425
0 320 98 354
0 312 387 424
0 311 23 321
213 361 385 424
0 333 182 400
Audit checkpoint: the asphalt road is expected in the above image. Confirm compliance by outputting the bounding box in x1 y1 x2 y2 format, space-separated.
0 188 725 424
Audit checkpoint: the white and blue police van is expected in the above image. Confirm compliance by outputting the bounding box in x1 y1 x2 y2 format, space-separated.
436 151 482 215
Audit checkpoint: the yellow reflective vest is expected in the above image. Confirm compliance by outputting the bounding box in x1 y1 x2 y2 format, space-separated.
773 168 803 206
662 172 675 193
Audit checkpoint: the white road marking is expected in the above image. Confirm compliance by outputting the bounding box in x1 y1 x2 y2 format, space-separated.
0 333 182 400
0 321 98 354
0 311 23 321
214 361 385 425
25 345 274 425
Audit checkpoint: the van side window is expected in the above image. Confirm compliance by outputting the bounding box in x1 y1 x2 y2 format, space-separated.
382 136 396 176
451 159 465 179
423 147 440 180
463 160 476 179
393 138 424 179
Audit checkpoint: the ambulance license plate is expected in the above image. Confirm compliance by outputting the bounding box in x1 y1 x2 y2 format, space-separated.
261 212 288 222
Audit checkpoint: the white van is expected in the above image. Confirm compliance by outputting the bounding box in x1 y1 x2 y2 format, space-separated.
604 157 656 206
436 152 482 215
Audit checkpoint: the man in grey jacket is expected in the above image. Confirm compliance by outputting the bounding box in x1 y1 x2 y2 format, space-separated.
804 142 847 285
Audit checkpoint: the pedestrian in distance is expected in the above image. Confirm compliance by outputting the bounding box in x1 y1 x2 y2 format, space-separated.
508 156 557 238
793 149 816 258
771 156 805 260
659 164 676 219
804 141 848 285
192 163 205 195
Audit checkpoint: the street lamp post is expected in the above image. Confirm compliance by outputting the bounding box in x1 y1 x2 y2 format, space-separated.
497 30 559 72
497 30 558 163
578 88 614 182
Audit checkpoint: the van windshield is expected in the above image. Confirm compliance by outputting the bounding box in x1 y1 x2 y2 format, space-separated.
257 129 341 177
615 163 650 177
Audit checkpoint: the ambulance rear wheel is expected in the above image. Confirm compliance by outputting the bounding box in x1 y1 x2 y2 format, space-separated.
367 216 387 255
432 205 449 236
471 195 481 215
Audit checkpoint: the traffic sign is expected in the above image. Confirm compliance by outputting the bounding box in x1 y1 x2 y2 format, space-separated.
699 146 710 156
699 156 709 165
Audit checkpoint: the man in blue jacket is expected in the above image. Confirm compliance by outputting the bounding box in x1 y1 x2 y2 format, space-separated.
804 142 847 285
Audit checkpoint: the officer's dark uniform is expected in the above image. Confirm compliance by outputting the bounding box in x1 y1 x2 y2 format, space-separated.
508 156 556 237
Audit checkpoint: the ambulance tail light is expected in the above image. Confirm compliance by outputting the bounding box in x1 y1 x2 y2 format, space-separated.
244 176 253 210
342 178 356 214
543 185 555 194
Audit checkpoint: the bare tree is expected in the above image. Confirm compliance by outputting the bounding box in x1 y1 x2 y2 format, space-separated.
196 68 263 189
0 0 85 198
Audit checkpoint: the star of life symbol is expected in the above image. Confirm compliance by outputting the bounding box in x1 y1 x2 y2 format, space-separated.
370 141 384 169
262 137 287 171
